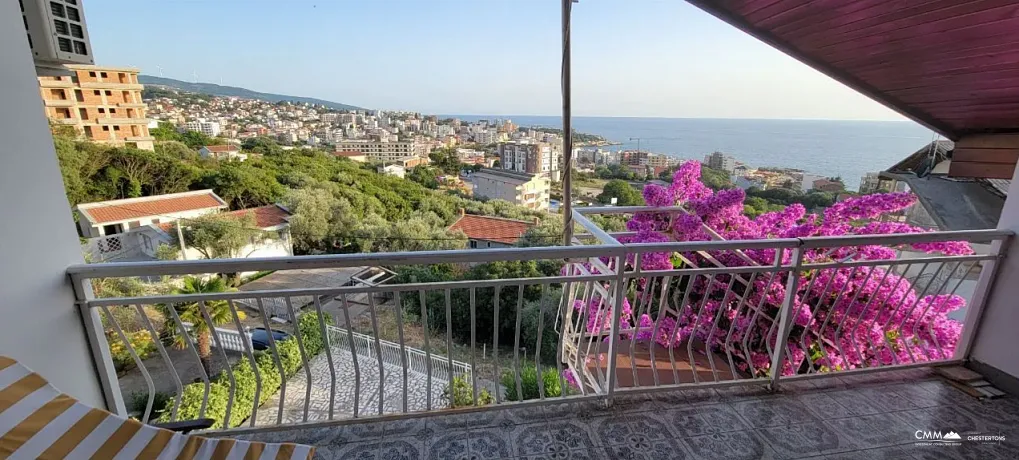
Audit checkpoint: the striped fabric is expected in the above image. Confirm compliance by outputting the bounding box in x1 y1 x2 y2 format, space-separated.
0 357 313 460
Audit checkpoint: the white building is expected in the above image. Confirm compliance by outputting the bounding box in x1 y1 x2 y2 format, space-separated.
335 140 418 162
74 190 228 238
378 164 406 179
799 173 826 192
705 151 737 173
199 144 248 162
472 169 550 211
183 120 221 137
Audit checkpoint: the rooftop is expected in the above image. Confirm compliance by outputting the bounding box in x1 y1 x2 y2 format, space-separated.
75 189 227 224
221 204 292 229
202 144 240 153
473 168 539 182
448 214 535 244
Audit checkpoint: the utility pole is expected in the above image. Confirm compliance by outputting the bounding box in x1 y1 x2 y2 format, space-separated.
629 137 642 154
561 0 575 247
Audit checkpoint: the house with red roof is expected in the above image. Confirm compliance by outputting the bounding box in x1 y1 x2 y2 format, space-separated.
447 211 537 249
199 144 248 162
75 190 293 263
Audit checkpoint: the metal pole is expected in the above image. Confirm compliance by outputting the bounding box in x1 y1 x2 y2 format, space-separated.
770 246 803 391
176 219 188 260
561 0 574 247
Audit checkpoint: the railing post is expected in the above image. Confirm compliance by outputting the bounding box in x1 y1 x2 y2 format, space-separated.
769 246 803 391
604 253 627 404
954 235 1010 360
69 274 127 416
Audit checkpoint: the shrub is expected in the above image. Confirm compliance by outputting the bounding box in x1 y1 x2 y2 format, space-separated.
443 375 494 408
128 391 171 419
108 330 157 373
155 311 330 428
501 364 565 401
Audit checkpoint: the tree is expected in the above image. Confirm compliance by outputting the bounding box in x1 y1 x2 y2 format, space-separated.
597 179 643 206
199 162 285 209
166 276 242 375
282 187 354 253
429 148 462 175
176 213 273 260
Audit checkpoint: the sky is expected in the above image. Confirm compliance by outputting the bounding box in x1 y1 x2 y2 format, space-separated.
84 0 906 121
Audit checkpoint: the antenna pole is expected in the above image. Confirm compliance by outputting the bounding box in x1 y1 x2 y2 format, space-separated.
561 0 575 247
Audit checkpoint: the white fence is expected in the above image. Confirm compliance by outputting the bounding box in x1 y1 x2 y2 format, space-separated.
181 322 251 353
326 325 472 383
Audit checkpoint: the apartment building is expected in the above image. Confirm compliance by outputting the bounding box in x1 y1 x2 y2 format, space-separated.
184 120 221 137
38 65 154 151
472 169 550 211
705 151 737 173
335 140 418 162
498 142 561 181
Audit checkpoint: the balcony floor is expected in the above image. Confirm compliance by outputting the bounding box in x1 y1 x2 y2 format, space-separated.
228 368 1019 459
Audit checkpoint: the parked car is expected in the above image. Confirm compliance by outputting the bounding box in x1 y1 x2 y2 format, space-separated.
250 327 291 350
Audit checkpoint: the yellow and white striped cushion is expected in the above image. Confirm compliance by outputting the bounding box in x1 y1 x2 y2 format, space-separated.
0 356 314 460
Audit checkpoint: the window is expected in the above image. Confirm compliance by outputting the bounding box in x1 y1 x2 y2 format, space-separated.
78 108 87 119
97 108 105 114
50 2 65 18
113 126 121 131
49 89 65 100
122 91 131 102
56 108 71 119
119 73 128 84
83 126 92 137
102 126 109 131
142 234 152 251
93 90 100 96
102 224 121 236
110 108 116 114
88 71 96 77
100 72 107 78
469 240 477 249
74 89 83 102
104 90 112 96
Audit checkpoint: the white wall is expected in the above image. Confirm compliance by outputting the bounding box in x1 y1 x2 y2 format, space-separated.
969 167 1019 379
0 2 105 408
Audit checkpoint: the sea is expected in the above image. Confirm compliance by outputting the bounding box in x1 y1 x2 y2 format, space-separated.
447 116 937 191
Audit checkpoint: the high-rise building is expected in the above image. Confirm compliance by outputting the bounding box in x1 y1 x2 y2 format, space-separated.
498 142 561 181
705 151 737 173
38 65 154 150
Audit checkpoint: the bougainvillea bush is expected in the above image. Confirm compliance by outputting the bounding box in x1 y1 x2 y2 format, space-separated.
570 161 973 382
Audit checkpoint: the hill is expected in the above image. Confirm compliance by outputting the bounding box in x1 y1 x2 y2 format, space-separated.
137 75 365 111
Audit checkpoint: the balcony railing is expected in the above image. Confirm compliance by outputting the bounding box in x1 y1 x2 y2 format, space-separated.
66 223 1009 434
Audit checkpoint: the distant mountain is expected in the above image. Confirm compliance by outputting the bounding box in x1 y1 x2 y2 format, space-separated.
137 75 365 111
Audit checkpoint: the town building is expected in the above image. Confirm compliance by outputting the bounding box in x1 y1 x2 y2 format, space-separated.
183 120 221 137
447 212 536 249
799 173 826 192
705 152 737 173
471 169 550 211
858 171 888 194
335 140 418 162
199 144 247 161
498 142 561 181
620 150 649 166
332 151 367 163
74 189 228 238
812 178 845 193
37 65 154 151
378 164 406 179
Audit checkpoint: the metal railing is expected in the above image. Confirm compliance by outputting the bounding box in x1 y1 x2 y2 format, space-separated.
325 325 472 383
67 224 1009 433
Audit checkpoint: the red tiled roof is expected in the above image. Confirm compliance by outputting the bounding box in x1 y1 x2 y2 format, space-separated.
203 145 239 153
448 214 534 244
77 190 226 224
222 205 291 229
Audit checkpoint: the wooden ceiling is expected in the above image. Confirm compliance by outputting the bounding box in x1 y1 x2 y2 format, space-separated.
688 0 1019 140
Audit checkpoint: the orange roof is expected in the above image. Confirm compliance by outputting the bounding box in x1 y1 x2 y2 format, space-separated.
77 190 226 224
222 205 291 229
448 214 534 244
203 145 239 153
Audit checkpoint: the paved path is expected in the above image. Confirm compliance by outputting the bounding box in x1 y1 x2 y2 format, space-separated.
252 345 450 426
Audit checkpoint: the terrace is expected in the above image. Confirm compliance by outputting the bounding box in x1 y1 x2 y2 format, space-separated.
5 1 1019 460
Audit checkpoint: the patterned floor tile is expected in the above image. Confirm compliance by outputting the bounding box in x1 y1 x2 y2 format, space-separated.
715 383 774 400
319 421 388 446
954 398 1019 430
520 448 610 460
894 405 985 437
603 439 690 460
910 443 1011 460
824 413 913 449
467 429 514 459
824 390 888 417
855 386 923 412
822 445 915 460
382 417 437 441
758 421 852 457
682 430 774 460
794 393 857 420
730 397 822 428
591 413 675 447
510 420 597 458
329 438 424 460
426 433 471 460
665 403 750 437
653 388 722 409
